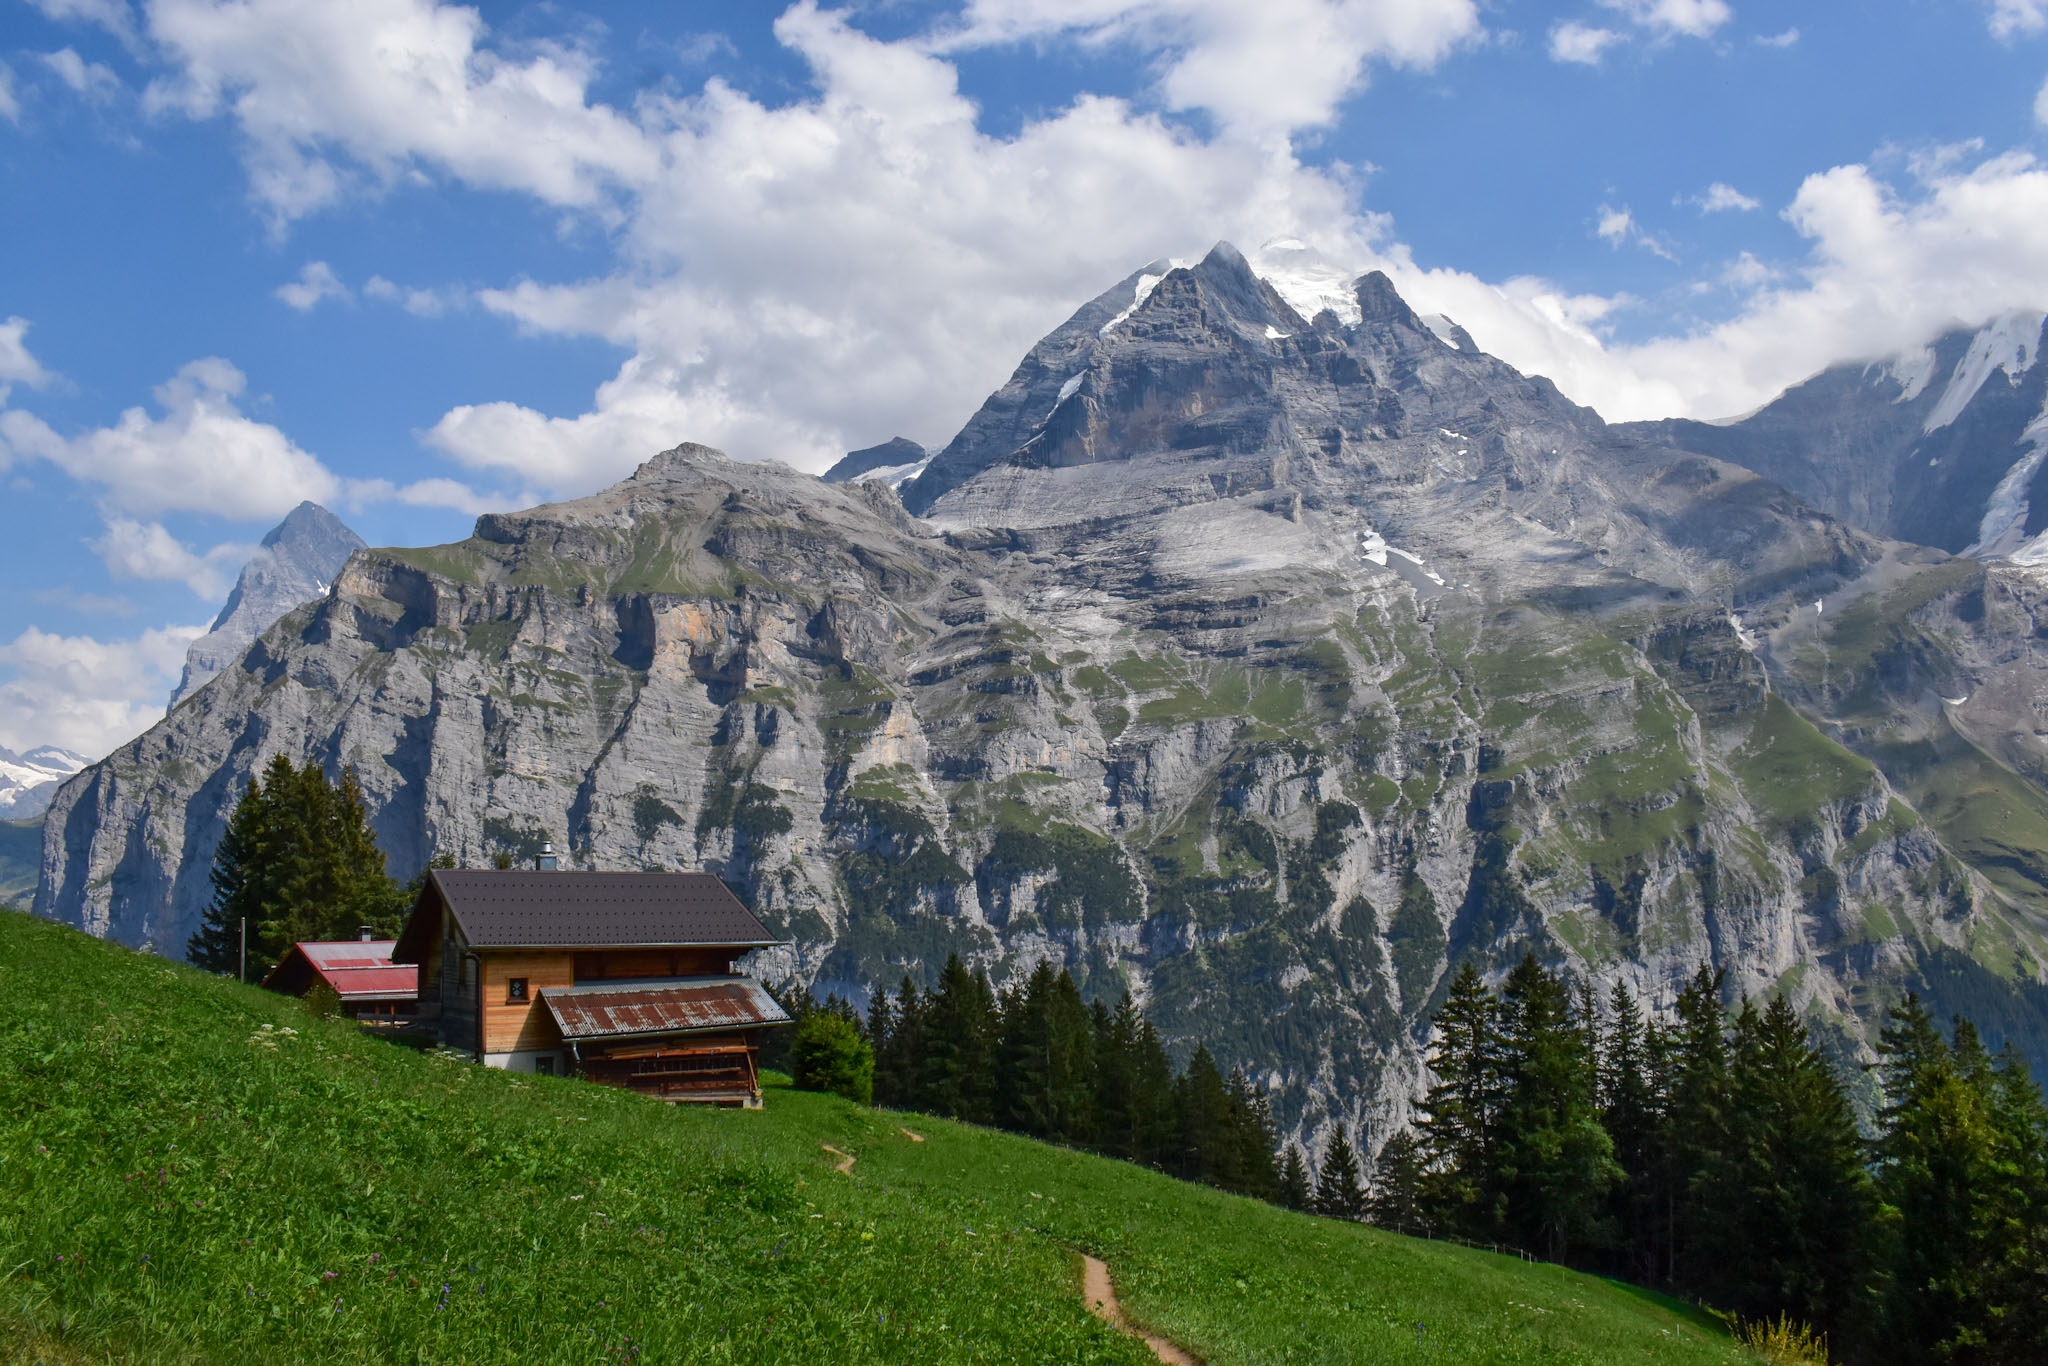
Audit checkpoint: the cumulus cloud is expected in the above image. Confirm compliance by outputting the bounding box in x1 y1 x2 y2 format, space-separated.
142 0 660 225
0 318 55 406
25 0 143 54
936 0 1482 140
1693 181 1761 212
1599 0 1732 40
1549 21 1623 64
274 260 349 311
0 356 345 518
0 622 206 758
91 517 250 598
1988 0 2047 39
1594 203 1677 259
40 47 121 102
364 274 455 316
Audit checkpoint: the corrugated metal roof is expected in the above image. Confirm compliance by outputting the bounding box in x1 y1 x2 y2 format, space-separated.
542 976 792 1041
418 870 778 952
264 941 418 1000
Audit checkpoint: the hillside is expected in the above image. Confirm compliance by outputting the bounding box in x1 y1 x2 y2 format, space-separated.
0 912 1747 1365
0 818 40 910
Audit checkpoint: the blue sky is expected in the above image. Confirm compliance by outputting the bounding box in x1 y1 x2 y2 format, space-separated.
4 0 2048 758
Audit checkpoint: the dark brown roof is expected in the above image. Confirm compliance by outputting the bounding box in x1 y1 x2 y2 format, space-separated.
393 870 777 963
542 977 791 1041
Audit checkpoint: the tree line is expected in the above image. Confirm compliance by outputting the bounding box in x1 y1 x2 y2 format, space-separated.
1339 955 2048 1366
787 955 1284 1200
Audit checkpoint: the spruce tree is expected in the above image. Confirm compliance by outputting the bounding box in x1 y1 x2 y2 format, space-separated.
1278 1144 1313 1211
1600 980 1662 1284
1365 1129 1428 1234
1702 994 1875 1348
1130 1017 1179 1170
1315 1126 1367 1220
188 756 407 980
1416 959 1500 1236
1174 1045 1234 1183
1091 996 1139 1161
923 954 996 1122
1657 965 1731 1291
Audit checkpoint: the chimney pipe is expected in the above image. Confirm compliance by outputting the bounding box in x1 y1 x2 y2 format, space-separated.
359 925 373 943
537 840 557 872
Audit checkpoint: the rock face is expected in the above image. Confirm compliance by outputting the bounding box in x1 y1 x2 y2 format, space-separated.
822 437 929 488
171 502 366 705
0 746 87 820
1619 313 2048 560
36 247 2048 1156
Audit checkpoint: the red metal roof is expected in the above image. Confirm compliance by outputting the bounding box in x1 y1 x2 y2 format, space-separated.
541 977 790 1041
265 941 418 1000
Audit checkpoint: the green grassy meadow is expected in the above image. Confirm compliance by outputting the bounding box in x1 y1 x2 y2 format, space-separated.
0 913 1749 1364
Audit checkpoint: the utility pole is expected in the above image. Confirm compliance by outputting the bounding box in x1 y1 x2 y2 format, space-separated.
239 917 246 984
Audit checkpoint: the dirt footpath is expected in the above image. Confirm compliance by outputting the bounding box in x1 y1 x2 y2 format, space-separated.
1080 1254 1200 1365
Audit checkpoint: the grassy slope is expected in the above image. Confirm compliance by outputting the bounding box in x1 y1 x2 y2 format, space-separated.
0 915 1745 1365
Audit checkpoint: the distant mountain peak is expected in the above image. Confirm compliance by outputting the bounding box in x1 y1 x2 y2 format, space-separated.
822 437 928 486
171 502 366 705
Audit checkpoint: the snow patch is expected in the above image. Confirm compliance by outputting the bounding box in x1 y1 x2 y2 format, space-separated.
1357 526 1389 566
1264 325 1288 340
1249 237 1363 327
1942 695 1971 707
1883 346 1937 403
1727 611 1758 653
1099 270 1174 337
1420 314 1462 349
1056 371 1085 404
1964 389 2048 559
1923 311 2046 433
851 455 934 492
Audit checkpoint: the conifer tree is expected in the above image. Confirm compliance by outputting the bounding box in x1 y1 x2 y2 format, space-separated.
1219 1067 1279 1200
1174 1045 1234 1183
188 756 408 980
923 954 997 1123
1657 965 1731 1289
1702 994 1875 1347
1278 1144 1313 1211
1129 1016 1180 1170
1091 996 1139 1161
1416 959 1500 1234
996 963 1094 1143
1599 980 1662 1284
1365 1129 1428 1233
1315 1126 1367 1220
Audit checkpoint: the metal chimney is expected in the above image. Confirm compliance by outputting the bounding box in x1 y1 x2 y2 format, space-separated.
537 841 558 872
358 925 373 942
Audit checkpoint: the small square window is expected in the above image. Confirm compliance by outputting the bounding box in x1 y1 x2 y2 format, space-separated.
507 978 529 1003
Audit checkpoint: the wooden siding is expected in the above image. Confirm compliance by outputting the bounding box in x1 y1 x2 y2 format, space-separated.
480 951 574 1055
572 948 734 982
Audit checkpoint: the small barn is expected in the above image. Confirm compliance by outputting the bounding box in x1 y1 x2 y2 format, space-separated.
262 937 419 1022
392 869 790 1107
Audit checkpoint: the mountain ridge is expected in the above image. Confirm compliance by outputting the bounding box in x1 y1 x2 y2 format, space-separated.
32 248 2048 1155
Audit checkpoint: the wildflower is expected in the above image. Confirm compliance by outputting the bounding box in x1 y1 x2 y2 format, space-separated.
322 1271 338 1281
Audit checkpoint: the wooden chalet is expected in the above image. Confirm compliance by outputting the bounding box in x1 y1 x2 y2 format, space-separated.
262 936 419 1022
392 868 790 1107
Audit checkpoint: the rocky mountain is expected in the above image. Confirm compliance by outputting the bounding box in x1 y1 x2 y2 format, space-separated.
34 245 2048 1155
171 501 365 705
0 745 88 820
1620 312 2048 561
822 437 930 489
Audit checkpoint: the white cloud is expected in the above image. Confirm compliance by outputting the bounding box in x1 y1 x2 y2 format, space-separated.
1754 27 1798 47
2035 73 2048 127
0 622 206 758
364 274 455 316
1695 181 1761 212
0 318 55 406
91 517 250 598
0 62 19 123
40 47 121 102
1596 204 1636 245
274 259 349 311
936 0 1483 140
1599 0 1732 40
1988 0 2048 39
25 0 143 54
1718 250 1776 289
142 0 660 225
0 357 345 518
1549 21 1623 64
